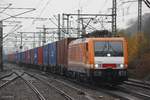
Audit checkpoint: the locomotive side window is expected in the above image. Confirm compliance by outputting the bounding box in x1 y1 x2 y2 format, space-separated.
94 41 123 57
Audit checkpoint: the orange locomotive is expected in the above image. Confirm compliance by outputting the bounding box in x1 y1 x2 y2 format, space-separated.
67 37 128 84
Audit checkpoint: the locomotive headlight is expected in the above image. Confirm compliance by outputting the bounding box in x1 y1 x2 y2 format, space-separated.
120 64 124 68
95 64 99 68
107 53 111 57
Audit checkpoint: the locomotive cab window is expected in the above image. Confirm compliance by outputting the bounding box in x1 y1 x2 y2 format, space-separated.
94 41 123 57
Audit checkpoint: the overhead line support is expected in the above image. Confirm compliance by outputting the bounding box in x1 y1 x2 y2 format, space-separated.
112 0 117 35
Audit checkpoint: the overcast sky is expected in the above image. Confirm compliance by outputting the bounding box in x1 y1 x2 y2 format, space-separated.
1 0 150 53
1 0 150 29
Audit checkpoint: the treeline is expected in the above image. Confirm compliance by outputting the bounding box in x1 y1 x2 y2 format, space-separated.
118 31 150 79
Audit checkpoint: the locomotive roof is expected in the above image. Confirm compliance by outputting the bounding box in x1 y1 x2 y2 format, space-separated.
69 37 125 45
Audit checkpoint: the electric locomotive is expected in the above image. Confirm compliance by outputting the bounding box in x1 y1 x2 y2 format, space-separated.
68 37 128 84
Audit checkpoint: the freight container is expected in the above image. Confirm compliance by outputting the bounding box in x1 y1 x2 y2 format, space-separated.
15 53 17 63
9 53 15 63
19 52 21 63
3 54 8 63
57 38 75 67
20 52 22 63
8 54 11 62
22 52 26 64
25 51 28 64
26 50 31 64
15 53 18 63
15 52 17 63
23 51 26 64
13 53 15 62
16 52 20 63
10 54 12 62
43 45 48 65
20 52 23 64
48 42 57 65
24 51 27 64
38 47 43 65
34 48 38 65
30 49 34 64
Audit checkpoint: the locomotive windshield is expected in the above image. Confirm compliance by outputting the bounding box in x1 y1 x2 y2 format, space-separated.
94 41 123 57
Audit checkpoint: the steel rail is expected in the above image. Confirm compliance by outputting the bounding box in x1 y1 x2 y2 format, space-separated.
0 72 21 89
25 71 136 100
128 78 150 86
51 78 96 100
20 73 46 100
24 72 74 100
124 81 150 90
43 73 140 100
0 72 14 80
10 66 141 100
117 85 150 99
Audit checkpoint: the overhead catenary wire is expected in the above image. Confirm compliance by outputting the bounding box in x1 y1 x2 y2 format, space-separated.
0 3 12 14
145 0 150 4
38 0 52 17
3 25 22 40
24 0 45 30
32 0 53 24
49 17 69 34
0 8 35 21
53 15 76 34
143 0 150 8
23 0 52 38
0 5 35 48
0 7 35 10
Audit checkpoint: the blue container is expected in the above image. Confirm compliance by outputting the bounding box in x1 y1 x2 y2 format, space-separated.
16 52 19 63
20 52 22 63
14 53 17 63
20 52 23 63
21 52 24 63
18 53 21 63
29 50 32 64
34 48 38 65
21 52 23 63
16 53 19 62
3 54 8 62
48 42 57 65
23 52 26 63
43 45 48 65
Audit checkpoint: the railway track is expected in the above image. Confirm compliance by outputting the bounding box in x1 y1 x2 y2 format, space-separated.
0 70 73 100
53 77 141 100
20 73 46 100
124 78 150 89
114 78 150 100
0 72 14 80
13 67 108 100
0 72 22 89
21 72 74 100
25 69 141 100
20 69 150 100
24 71 96 100
0 72 41 100
44 72 150 100
6 64 150 100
